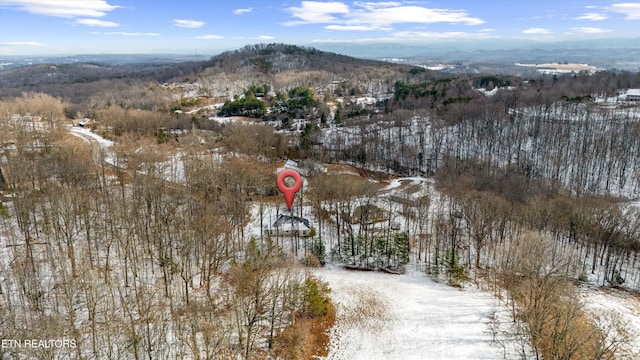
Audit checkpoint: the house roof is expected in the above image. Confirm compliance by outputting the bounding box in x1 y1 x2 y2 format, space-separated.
280 159 327 175
272 214 310 229
284 159 299 170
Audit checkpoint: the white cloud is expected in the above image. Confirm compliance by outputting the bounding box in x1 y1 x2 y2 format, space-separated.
196 34 224 40
348 5 485 26
312 29 493 43
522 28 551 34
571 27 612 34
354 1 402 10
285 1 484 29
326 24 390 31
233 7 253 15
1 0 119 18
235 35 275 40
173 19 205 28
75 18 119 27
575 13 608 21
0 41 46 47
610 3 640 20
285 1 350 25
94 32 160 36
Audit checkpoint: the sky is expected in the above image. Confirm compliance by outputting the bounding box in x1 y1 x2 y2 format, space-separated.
0 0 639 56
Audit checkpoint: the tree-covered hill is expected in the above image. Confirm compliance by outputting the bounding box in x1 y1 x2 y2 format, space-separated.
203 43 416 75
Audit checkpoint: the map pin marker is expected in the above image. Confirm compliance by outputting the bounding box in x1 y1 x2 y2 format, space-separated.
277 169 302 211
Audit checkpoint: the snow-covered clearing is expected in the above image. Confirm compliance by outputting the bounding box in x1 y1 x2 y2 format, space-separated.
314 265 527 360
579 285 640 359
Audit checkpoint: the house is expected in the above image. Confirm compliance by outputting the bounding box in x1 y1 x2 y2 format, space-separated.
266 214 312 237
625 89 640 102
74 118 97 128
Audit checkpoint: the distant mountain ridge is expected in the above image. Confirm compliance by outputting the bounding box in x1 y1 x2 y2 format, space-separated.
202 43 411 76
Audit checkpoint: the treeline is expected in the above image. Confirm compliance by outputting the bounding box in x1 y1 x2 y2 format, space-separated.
390 70 638 116
433 165 640 286
219 83 319 121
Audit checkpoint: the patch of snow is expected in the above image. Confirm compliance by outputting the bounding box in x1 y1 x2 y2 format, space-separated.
477 87 514 97
208 116 246 124
476 87 499 96
186 104 223 114
159 152 186 183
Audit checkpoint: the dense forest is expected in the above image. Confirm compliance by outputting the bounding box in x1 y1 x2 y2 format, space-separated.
1 44 640 359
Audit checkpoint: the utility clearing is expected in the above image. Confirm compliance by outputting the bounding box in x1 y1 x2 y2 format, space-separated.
314 265 527 360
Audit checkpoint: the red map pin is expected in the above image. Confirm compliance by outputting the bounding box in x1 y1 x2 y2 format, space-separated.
277 169 302 211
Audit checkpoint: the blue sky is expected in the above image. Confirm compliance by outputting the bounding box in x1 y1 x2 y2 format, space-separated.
1 0 639 55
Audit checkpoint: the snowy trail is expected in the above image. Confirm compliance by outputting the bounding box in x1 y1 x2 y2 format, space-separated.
69 126 117 166
315 265 523 360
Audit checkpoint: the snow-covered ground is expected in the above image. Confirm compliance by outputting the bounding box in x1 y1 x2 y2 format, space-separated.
314 265 529 360
579 285 640 359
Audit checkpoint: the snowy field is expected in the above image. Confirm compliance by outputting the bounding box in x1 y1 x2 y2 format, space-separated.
314 265 528 360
